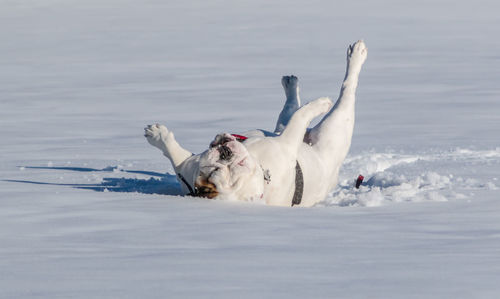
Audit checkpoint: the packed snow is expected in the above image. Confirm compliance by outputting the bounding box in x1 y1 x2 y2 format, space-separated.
1 0 499 298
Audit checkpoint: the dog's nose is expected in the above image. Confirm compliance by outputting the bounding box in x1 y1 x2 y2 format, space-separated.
218 145 233 161
210 133 234 148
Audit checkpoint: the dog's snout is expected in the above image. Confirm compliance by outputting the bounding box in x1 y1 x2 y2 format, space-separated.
218 145 233 161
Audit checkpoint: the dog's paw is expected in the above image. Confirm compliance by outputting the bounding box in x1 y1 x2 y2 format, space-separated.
281 75 298 90
144 123 171 150
303 97 333 116
347 40 367 69
315 97 333 114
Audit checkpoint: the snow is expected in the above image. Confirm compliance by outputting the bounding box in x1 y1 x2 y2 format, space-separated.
1 0 500 298
326 148 500 207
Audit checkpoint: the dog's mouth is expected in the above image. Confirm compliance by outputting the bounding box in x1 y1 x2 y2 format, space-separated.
194 177 219 199
194 164 221 199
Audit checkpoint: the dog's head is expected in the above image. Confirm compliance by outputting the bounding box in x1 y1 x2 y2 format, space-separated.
183 133 264 201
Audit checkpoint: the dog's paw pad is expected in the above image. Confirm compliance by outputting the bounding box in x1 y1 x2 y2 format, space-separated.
144 123 171 148
281 75 298 89
347 40 367 66
303 97 332 115
316 97 333 113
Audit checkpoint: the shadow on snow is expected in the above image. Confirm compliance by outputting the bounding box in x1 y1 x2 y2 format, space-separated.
5 166 183 196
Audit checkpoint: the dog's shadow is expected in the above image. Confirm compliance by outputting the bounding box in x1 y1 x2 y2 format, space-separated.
6 166 183 196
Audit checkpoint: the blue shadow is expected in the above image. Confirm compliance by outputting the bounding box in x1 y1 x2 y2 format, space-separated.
5 166 183 196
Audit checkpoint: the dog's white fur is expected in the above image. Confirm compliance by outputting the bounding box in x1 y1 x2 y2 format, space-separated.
145 40 367 207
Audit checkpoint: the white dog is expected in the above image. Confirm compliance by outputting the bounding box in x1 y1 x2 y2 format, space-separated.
145 40 367 207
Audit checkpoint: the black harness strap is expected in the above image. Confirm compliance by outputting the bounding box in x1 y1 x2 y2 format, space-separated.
177 173 196 196
291 161 304 206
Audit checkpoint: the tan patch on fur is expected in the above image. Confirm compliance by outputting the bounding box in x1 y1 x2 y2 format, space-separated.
195 178 219 199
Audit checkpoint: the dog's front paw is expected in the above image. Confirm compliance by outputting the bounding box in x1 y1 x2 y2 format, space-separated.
144 123 171 151
347 40 367 70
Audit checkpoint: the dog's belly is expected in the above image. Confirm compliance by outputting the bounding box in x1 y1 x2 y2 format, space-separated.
244 136 332 207
296 144 333 206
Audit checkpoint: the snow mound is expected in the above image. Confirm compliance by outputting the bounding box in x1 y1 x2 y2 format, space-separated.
319 148 500 207
11 149 498 208
324 171 454 207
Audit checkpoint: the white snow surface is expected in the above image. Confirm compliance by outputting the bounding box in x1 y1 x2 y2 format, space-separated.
1 0 500 298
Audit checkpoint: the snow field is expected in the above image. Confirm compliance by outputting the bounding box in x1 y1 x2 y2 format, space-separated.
1 0 500 298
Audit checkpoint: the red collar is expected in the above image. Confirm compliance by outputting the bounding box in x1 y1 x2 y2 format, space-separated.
231 134 248 142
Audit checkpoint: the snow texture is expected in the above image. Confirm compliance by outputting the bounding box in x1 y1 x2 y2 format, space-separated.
1 0 500 298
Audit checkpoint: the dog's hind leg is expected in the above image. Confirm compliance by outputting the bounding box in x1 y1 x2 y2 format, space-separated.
277 97 332 154
144 124 192 168
308 40 367 184
274 75 301 134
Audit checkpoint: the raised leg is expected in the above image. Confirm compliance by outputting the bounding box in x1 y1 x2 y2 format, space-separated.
278 97 332 152
309 40 367 164
274 75 301 134
144 124 192 169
